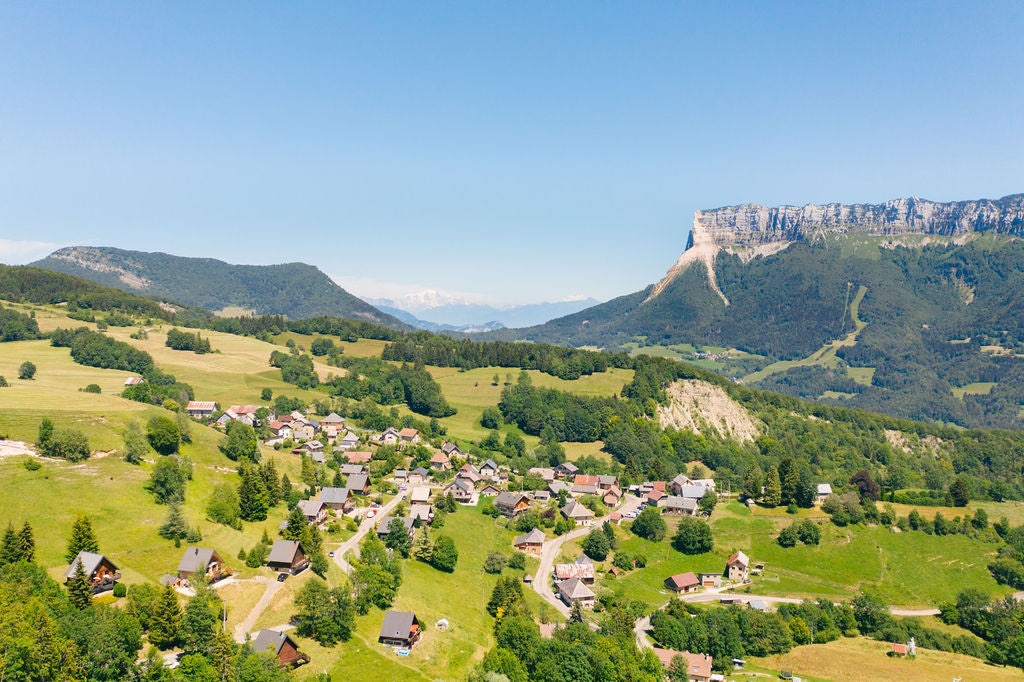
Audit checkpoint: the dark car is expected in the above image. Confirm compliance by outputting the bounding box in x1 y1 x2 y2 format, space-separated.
276 573 288 583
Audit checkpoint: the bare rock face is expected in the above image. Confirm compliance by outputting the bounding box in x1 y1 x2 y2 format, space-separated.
650 194 1024 300
689 194 1024 250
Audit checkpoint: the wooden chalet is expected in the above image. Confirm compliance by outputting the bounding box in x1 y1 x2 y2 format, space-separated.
252 629 310 668
64 551 120 593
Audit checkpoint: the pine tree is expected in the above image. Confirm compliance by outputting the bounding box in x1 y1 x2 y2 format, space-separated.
238 464 269 522
569 600 585 624
0 524 19 565
260 460 282 506
65 515 99 562
181 588 219 656
763 466 782 507
67 559 92 609
302 524 324 556
281 474 293 499
149 585 183 649
300 456 316 487
283 507 307 541
159 502 189 541
333 470 344 488
17 522 34 562
412 524 433 562
209 628 237 680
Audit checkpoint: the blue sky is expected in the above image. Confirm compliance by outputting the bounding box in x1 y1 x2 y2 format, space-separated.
1 2 1022 305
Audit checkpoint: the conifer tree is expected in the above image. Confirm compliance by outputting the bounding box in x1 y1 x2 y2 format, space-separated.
763 466 782 507
67 559 92 609
180 587 219 656
0 524 19 565
569 600 585 624
333 470 344 488
65 515 99 562
412 524 433 562
260 460 282 506
238 463 269 522
283 507 307 541
17 521 34 562
149 585 183 649
159 502 190 541
209 629 237 679
300 456 316 487
281 474 293 499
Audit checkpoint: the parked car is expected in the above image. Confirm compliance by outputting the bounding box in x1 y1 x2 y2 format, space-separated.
329 551 334 557
277 573 288 583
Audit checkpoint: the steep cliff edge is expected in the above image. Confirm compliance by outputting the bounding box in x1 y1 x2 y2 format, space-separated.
649 194 1024 299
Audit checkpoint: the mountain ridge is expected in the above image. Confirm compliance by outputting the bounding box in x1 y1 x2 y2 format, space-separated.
32 246 408 328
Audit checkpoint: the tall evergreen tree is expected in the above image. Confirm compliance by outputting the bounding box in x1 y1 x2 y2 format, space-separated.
742 464 763 500
159 502 189 541
65 515 99 562
763 466 782 507
180 587 219 656
283 507 307 541
778 457 800 505
237 463 269 522
17 521 34 562
209 629 237 681
260 460 282 506
0 524 19 565
412 524 433 562
67 559 92 609
149 585 183 649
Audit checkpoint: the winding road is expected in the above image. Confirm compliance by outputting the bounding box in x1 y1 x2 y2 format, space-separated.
533 494 643 618
331 493 405 573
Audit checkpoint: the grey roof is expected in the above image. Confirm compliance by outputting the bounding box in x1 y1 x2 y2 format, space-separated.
297 499 324 517
663 496 698 510
176 547 217 574
575 554 594 565
556 462 579 473
320 412 345 424
64 551 115 579
598 474 618 486
533 490 550 500
379 610 418 640
339 431 359 443
340 464 365 475
558 577 595 600
480 459 498 471
411 467 429 477
321 487 350 504
548 481 569 494
514 528 546 545
347 472 370 490
252 629 296 656
562 500 594 518
394 469 407 478
448 479 472 492
410 504 432 521
677 484 708 499
572 483 599 494
817 483 833 495
267 540 303 565
494 491 527 508
749 599 769 611
376 516 414 535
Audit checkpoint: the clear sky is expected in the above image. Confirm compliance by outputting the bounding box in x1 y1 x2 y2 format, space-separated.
1 2 1022 305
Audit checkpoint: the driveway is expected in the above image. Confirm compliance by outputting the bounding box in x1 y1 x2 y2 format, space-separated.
331 494 404 573
533 494 642 617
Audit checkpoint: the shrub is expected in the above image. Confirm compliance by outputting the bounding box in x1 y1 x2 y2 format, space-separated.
796 520 821 545
82 383 101 394
39 428 90 461
484 552 507 574
147 415 180 455
582 528 611 561
631 507 667 542
671 517 713 555
112 583 127 598
0 376 7 387
508 552 527 570
777 525 798 547
18 361 36 380
23 458 40 471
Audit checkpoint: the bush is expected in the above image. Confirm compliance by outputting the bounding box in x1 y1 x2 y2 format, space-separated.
112 583 127 598
0 376 7 387
631 507 667 542
18 361 36 380
989 558 1024 589
431 535 458 572
147 415 180 455
82 383 101 394
484 552 507 574
23 458 40 471
671 517 713 555
508 552 527 570
582 528 611 561
39 428 90 461
796 520 821 545
777 525 798 547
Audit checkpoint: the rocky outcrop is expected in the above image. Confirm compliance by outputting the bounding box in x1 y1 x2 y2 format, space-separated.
650 194 1024 300
655 380 761 442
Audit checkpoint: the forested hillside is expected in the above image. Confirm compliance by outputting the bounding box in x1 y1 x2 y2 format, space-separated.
32 246 408 328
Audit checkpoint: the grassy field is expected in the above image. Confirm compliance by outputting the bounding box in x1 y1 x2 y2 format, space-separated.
952 381 997 399
598 502 1008 609
752 636 1024 682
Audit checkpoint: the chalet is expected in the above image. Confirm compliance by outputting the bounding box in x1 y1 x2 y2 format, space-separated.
554 562 595 583
513 528 545 555
576 554 593 566
557 577 596 609
480 484 501 497
186 401 216 418
398 428 420 444
410 486 432 505
547 480 569 496
456 469 482 485
64 551 119 593
344 451 372 464
219 405 271 428
378 610 421 649
554 462 579 479
609 512 622 524
393 469 407 483
603 485 622 506
572 474 599 496
320 487 352 512
662 496 698 516
441 441 465 457
647 489 667 506
408 467 430 486
528 467 556 482
376 516 415 541
410 504 433 524
252 629 310 669
670 473 692 496
267 421 293 441
699 573 722 588
176 547 228 583
561 500 595 526
494 491 530 518
444 479 473 503
652 649 713 682
320 412 345 427
597 474 618 491
377 427 401 445
533 490 551 502
665 572 701 594
292 440 324 456
347 472 371 495
460 463 480 476
290 420 317 442
297 499 328 525
267 540 309 575
430 452 451 471
726 551 750 582
815 483 833 505
479 459 499 478
691 478 716 491
337 431 360 451
340 463 365 476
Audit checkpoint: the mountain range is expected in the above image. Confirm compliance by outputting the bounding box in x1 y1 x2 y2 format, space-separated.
500 194 1024 429
369 296 602 331
31 246 408 328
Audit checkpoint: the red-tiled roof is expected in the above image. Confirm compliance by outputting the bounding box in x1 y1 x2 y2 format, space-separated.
652 650 712 679
573 474 599 486
187 401 216 410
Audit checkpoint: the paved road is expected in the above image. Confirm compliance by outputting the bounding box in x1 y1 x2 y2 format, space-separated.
331 494 405 573
533 494 643 618
233 577 283 642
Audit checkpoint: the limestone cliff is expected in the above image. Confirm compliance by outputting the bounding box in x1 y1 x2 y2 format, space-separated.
649 194 1024 300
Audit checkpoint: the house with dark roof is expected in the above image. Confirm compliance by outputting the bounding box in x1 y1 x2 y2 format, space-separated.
561 500 595 526
557 577 596 608
444 478 473 503
480 483 502 497
347 472 371 495
379 610 421 648
252 629 310 668
494 492 530 518
662 496 698 516
410 504 433 524
554 462 579 479
376 427 401 445
297 499 328 525
176 547 228 583
340 463 365 476
337 431 360 451
267 540 309 575
441 441 465 457
408 467 429 486
513 528 545 555
64 551 120 593
376 516 415 541
479 460 499 478
597 474 618 491
320 486 352 512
